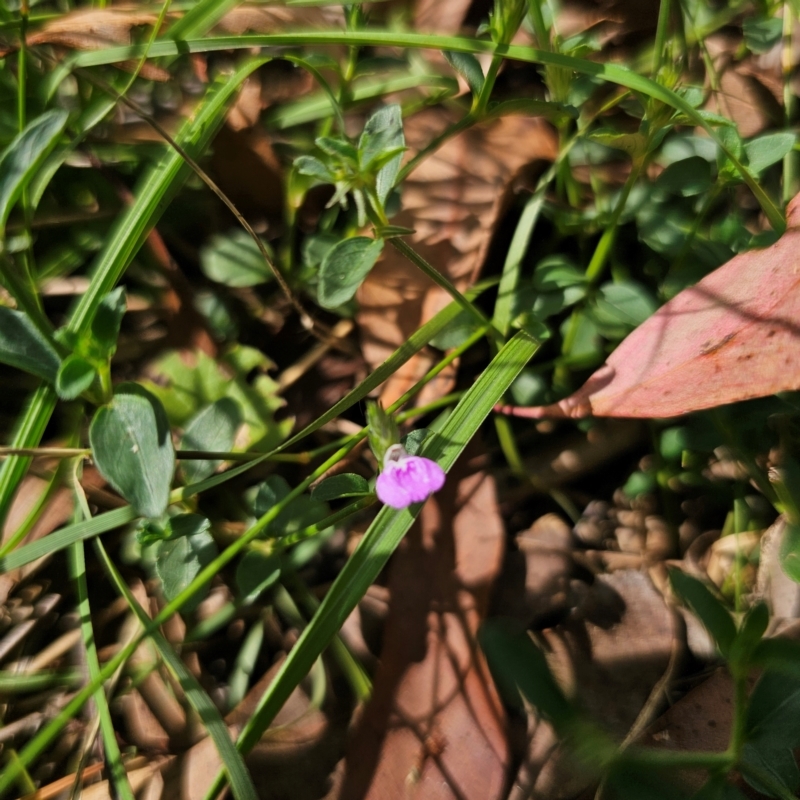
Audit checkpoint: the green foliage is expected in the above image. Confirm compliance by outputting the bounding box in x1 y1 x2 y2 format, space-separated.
3 2 800 797
668 569 736 657
318 236 384 307
0 109 68 232
235 550 282 600
89 384 175 518
311 474 371 502
55 355 96 400
200 229 275 288
152 514 219 610
0 308 61 382
180 397 242 484
144 347 291 452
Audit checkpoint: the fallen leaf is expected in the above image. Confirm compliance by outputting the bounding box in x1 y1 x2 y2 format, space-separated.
357 109 557 405
338 448 509 799
499 193 800 419
515 570 676 800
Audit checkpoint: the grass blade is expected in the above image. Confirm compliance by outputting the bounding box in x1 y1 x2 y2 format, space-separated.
94 539 259 800
204 329 541 799
67 32 784 231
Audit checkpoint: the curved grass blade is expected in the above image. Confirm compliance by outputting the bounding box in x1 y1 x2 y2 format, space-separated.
0 109 68 232
67 32 783 231
94 539 259 800
69 540 134 800
204 329 541 799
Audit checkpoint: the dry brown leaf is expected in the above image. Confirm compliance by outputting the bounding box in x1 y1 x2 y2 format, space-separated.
515 570 676 800
704 34 783 138
357 109 557 405
0 467 73 603
338 448 509 800
28 9 170 81
492 513 575 627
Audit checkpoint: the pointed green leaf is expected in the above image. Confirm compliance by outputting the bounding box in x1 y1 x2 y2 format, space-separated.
91 287 126 357
154 515 218 610
311 473 370 502
669 569 736 656
359 104 404 203
444 50 485 94
0 109 68 231
0 308 61 382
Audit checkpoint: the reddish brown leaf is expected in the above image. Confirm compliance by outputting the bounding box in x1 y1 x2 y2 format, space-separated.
338 449 509 800
500 194 800 420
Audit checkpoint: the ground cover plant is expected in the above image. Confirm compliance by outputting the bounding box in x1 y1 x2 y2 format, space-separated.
2 0 800 797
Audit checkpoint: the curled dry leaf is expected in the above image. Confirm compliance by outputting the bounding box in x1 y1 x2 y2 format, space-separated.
357 109 557 405
500 193 800 420
28 9 170 81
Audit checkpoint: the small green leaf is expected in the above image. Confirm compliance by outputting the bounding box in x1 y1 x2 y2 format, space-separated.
366 400 399 465
311 474 370 502
55 355 97 400
444 50 485 94
200 229 274 288
590 281 657 335
318 236 384 308
0 307 61 382
89 383 175 518
0 109 69 231
741 743 800 798
317 136 359 162
745 133 797 174
254 475 292 518
401 428 434 456
669 569 736 656
235 550 281 600
180 397 241 483
485 98 578 124
655 156 713 197
91 287 126 357
359 104 404 204
428 309 479 350
155 514 218 610
294 155 335 184
589 128 648 157
532 257 586 291
743 16 783 54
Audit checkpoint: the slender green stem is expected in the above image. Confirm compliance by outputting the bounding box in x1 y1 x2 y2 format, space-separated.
784 1 798 203
396 112 475 183
652 0 671 74
585 157 644 283
389 238 500 343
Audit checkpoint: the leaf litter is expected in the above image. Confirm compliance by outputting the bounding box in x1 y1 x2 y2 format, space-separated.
4 0 800 797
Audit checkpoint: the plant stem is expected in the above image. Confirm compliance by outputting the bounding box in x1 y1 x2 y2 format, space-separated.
784 1 798 203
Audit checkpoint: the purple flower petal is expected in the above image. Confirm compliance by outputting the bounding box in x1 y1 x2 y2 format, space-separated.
376 454 446 509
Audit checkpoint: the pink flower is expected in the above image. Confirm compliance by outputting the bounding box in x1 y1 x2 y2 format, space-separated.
375 444 446 509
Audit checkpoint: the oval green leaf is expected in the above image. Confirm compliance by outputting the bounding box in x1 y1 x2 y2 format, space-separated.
318 236 384 308
56 355 97 400
311 473 370 502
89 383 175 518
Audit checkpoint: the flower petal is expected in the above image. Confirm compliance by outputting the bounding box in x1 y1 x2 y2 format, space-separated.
375 455 446 509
